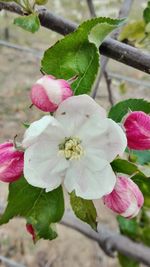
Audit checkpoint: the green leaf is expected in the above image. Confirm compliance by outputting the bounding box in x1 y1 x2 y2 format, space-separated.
132 175 150 208
108 98 150 122
131 150 150 165
117 216 138 239
111 158 146 177
41 17 124 95
70 191 97 231
35 0 48 5
22 122 30 128
143 1 150 24
14 14 40 33
137 209 150 246
0 177 64 240
119 82 127 95
118 254 139 267
117 217 139 266
141 226 150 246
118 209 150 265
119 20 145 42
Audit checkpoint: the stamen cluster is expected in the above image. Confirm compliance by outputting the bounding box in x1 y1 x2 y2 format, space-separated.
59 137 85 160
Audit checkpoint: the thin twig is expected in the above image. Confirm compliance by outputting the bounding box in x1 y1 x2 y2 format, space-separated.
0 2 150 75
0 40 42 58
0 255 26 267
103 70 114 106
86 0 114 104
86 0 114 105
91 0 134 99
86 0 96 17
109 72 150 88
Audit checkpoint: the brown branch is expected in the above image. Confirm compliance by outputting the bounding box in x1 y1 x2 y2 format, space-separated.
0 202 150 265
0 1 23 14
61 212 150 266
38 7 77 36
99 37 150 74
0 1 150 76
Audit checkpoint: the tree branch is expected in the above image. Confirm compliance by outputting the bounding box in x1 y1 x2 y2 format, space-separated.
0 2 150 75
0 202 150 265
61 212 150 266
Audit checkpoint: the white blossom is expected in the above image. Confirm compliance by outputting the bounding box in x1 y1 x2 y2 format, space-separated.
23 95 127 199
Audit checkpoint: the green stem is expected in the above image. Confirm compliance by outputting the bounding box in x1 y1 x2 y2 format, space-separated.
22 0 34 13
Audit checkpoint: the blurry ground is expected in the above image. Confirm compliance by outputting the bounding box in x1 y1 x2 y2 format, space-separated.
0 0 150 266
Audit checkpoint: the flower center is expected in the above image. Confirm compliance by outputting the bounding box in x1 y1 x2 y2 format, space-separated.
58 137 85 160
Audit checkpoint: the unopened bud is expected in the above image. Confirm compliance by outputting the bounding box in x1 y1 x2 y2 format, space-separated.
123 111 150 150
0 141 24 183
30 75 73 112
103 176 144 219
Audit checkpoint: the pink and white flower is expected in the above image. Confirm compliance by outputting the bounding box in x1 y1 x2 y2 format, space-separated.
0 141 24 182
30 75 73 112
123 111 150 150
23 95 127 200
103 176 144 218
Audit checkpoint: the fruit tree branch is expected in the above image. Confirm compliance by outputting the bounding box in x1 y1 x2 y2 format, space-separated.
61 212 150 266
0 2 150 74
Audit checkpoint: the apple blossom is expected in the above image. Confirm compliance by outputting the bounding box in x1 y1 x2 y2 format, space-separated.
0 141 24 182
23 95 127 200
123 111 150 150
103 176 144 218
30 75 73 112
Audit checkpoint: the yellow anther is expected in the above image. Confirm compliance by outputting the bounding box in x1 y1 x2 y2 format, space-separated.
58 137 85 160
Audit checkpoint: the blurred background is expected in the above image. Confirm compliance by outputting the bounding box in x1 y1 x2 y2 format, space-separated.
0 0 150 266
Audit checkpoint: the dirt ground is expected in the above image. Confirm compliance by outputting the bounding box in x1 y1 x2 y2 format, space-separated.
0 1 150 266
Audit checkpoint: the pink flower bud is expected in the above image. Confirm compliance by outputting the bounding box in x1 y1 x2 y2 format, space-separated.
103 176 144 218
0 141 24 183
26 224 36 242
123 111 150 150
30 75 73 112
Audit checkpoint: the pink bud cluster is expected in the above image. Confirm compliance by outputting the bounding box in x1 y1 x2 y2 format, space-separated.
123 111 150 150
30 75 73 112
103 176 144 218
0 141 24 183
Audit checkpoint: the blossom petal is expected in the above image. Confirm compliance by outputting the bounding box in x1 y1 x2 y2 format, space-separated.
86 118 127 162
55 94 106 136
64 161 116 199
78 116 108 144
24 139 69 190
23 115 65 148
